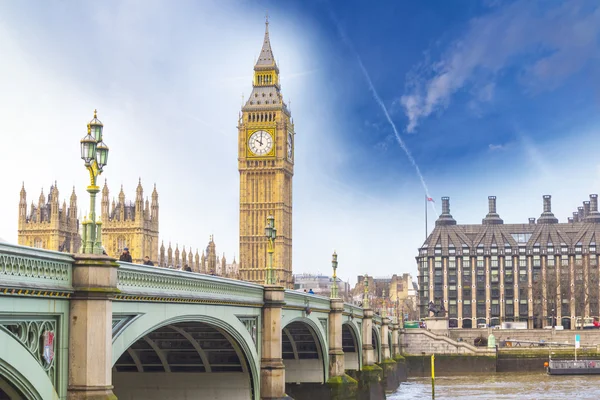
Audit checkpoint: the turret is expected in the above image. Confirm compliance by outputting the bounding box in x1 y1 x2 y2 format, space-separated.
151 184 159 222
195 250 200 273
174 244 180 268
167 242 173 267
160 241 165 267
182 245 187 266
101 180 109 220
188 249 193 270
145 198 150 220
118 185 125 220
69 186 78 224
19 183 27 224
135 178 144 221
38 188 45 222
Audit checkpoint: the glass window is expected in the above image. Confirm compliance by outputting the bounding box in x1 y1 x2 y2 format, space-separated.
505 258 513 268
547 257 555 267
491 258 499 268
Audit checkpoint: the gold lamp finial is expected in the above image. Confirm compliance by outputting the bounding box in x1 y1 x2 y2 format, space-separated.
93 109 97 118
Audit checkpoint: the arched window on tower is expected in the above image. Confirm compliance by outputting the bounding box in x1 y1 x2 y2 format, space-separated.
117 236 127 254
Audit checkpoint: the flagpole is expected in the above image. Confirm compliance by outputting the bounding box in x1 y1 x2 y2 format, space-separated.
425 195 428 242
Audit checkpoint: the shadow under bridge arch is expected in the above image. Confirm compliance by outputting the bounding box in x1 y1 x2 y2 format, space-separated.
282 318 328 384
112 317 259 400
342 321 362 371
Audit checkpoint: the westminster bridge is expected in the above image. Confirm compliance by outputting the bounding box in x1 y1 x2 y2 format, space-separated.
0 242 406 400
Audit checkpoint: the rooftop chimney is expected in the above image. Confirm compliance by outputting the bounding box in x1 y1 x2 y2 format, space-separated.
538 195 558 224
573 212 580 222
578 206 584 221
568 217 574 223
483 196 503 225
436 196 457 226
442 197 450 215
529 218 536 225
586 194 600 222
584 201 591 218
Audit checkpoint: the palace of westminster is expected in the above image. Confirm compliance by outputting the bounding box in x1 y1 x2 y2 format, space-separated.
13 20 600 330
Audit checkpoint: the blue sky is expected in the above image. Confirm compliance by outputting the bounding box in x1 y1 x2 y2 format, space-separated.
1 0 600 283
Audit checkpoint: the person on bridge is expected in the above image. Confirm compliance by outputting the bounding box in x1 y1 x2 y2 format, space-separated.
143 256 154 266
119 248 132 263
308 289 315 294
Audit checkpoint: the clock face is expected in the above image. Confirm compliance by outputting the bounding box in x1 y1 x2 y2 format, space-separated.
248 130 273 156
287 132 293 160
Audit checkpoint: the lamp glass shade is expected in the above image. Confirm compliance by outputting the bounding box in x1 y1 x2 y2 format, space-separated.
80 134 97 162
272 227 277 239
91 124 103 142
96 141 109 168
265 224 272 239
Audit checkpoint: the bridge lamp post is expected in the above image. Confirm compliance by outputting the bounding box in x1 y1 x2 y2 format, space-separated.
381 288 387 318
330 251 339 299
264 215 277 285
79 110 109 254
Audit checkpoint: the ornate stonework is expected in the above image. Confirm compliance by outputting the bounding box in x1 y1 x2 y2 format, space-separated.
18 183 80 252
238 20 294 288
101 179 159 263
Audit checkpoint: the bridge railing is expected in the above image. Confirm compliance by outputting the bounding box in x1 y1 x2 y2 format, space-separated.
343 303 364 319
0 242 73 294
284 289 331 312
116 262 265 305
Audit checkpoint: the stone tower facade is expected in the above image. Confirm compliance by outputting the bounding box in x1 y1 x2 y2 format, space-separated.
238 19 294 288
101 179 159 264
18 183 81 252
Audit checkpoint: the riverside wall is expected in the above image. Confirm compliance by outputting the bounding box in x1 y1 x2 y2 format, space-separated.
401 328 600 376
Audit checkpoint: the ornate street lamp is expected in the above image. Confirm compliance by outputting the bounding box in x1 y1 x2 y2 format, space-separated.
79 110 109 254
382 288 387 318
363 274 369 309
330 251 339 299
264 215 277 285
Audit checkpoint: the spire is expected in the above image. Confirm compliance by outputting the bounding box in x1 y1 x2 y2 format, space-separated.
70 186 77 203
19 182 26 202
255 15 277 69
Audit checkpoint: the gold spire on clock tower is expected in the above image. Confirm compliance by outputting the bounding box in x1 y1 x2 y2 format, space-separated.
238 18 294 288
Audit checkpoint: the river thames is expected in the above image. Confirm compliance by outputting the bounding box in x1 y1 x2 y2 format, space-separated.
389 372 600 399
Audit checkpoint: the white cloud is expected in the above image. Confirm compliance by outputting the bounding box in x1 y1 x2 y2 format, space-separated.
400 0 600 132
0 1 425 284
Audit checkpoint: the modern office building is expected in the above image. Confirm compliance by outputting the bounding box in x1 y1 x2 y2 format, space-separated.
417 195 600 329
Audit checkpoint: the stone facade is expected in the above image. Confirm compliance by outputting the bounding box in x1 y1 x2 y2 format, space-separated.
418 194 600 330
18 183 80 252
101 179 159 264
351 274 419 320
238 20 294 289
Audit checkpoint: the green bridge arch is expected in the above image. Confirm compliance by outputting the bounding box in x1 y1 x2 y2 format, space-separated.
0 329 58 400
112 302 261 399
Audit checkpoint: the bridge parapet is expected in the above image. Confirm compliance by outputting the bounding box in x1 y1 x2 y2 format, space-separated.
344 303 364 319
116 262 264 305
284 289 331 312
0 242 73 295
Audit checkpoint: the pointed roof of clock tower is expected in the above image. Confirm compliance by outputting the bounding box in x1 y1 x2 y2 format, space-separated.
255 16 277 70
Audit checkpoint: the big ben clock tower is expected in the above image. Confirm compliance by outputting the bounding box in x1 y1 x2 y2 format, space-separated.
239 18 294 288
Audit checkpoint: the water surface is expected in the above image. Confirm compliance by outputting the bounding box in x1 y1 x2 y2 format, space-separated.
389 372 600 399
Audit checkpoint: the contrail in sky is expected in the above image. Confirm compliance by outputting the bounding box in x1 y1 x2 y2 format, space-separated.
329 10 437 215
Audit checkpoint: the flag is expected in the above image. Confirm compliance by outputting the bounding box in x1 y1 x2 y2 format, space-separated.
427 197 434 202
